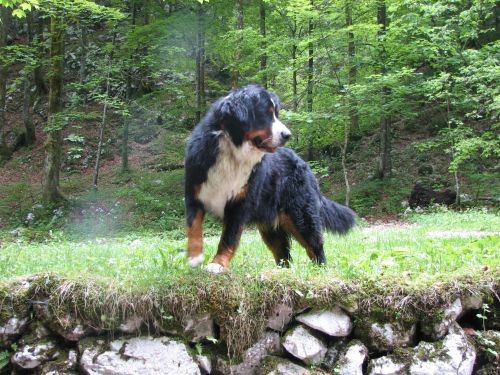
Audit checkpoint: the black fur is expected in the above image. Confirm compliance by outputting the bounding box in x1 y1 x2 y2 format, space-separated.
185 85 356 268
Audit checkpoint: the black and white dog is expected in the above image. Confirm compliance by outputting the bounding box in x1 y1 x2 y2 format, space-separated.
185 85 355 273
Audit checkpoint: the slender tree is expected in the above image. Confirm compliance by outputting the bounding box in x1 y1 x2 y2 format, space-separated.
122 2 137 173
376 0 391 179
291 16 298 111
0 6 9 159
232 0 244 88
42 14 65 201
345 0 359 137
307 0 313 113
259 0 267 88
93 32 117 191
306 0 314 160
33 11 48 96
195 3 205 123
23 12 36 145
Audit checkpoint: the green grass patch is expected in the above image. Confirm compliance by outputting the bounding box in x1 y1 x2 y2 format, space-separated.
2 211 497 285
0 210 498 357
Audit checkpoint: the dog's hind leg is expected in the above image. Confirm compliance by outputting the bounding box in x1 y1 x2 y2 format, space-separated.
258 224 292 267
278 213 326 265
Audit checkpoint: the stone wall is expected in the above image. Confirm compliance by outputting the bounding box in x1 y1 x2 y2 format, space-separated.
1 283 499 375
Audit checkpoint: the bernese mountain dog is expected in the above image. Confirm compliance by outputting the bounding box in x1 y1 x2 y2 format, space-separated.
185 84 356 273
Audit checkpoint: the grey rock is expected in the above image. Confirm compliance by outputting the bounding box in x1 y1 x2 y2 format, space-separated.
355 320 416 352
421 298 462 340
119 315 143 333
460 294 483 317
34 304 91 342
368 356 406 375
283 325 327 365
184 313 216 343
196 354 212 374
39 349 78 374
219 331 281 375
80 336 200 375
296 308 353 337
11 341 59 370
0 316 29 346
335 340 368 375
323 339 347 369
267 303 293 331
368 323 476 375
67 349 78 370
263 357 310 375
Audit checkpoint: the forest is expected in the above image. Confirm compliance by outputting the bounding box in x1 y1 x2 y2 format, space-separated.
0 1 499 374
0 0 497 215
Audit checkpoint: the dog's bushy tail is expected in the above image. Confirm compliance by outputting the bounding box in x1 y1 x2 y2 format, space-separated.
320 197 356 234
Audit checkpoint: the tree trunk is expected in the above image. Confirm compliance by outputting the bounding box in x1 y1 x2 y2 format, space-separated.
33 11 48 96
93 33 117 191
23 76 36 145
122 83 131 173
446 94 461 206
23 13 36 146
346 0 359 137
195 4 205 123
306 1 314 160
292 19 298 111
143 0 150 25
341 112 350 206
259 0 267 89
79 25 87 84
0 6 10 159
79 23 88 103
376 0 391 178
42 15 65 202
307 2 314 113
122 4 137 173
232 0 244 89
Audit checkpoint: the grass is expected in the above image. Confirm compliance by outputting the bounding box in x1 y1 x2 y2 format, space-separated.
1 210 498 285
0 209 499 357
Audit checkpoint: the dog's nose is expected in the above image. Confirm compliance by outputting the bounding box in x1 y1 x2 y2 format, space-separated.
281 131 291 144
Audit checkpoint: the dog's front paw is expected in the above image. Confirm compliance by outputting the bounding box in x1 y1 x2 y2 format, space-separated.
205 263 226 274
187 254 204 267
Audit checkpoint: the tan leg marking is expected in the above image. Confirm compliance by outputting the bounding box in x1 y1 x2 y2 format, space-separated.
257 224 291 267
210 224 243 269
187 209 205 259
278 213 317 262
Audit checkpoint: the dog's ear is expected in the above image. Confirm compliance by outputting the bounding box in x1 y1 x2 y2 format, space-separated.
269 92 281 113
214 94 248 124
213 94 248 145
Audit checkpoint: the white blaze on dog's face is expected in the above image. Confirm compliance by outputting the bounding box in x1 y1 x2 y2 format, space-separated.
270 99 291 148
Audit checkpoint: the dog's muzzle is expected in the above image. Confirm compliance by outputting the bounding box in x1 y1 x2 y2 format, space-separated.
272 119 291 148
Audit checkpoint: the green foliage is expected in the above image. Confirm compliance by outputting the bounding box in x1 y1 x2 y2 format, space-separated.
0 0 39 18
340 178 411 217
0 350 9 370
1 0 498 222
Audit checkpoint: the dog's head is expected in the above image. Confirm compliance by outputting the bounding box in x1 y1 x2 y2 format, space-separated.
213 85 291 153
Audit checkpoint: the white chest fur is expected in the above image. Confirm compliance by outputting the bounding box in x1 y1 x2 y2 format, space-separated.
198 135 264 217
